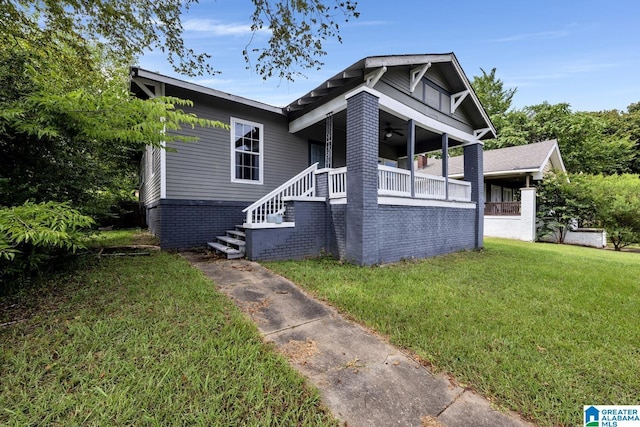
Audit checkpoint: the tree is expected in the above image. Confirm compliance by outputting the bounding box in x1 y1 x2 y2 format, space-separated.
536 173 595 243
471 68 526 150
1 0 359 80
582 174 640 251
0 41 225 210
471 67 517 118
595 103 640 174
537 173 640 250
524 103 636 175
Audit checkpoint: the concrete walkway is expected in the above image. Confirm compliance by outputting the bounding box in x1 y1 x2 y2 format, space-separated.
182 253 535 427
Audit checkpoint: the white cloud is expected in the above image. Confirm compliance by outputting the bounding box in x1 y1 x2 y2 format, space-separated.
491 29 570 43
183 19 269 37
188 77 237 86
348 20 388 27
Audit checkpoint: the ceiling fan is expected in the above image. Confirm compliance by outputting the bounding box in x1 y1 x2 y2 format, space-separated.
382 123 404 140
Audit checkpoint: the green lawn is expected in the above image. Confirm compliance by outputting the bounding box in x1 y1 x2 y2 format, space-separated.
1 231 337 426
265 239 640 427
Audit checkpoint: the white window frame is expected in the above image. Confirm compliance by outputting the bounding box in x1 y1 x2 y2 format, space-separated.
147 145 154 178
230 117 264 185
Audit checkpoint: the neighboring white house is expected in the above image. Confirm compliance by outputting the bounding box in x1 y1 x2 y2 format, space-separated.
421 139 607 247
422 140 565 242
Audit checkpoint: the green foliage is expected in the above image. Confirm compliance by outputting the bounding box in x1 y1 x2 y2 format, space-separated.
471 68 638 173
247 0 359 81
579 174 640 250
524 103 636 174
0 38 225 216
471 67 517 118
536 173 640 249
0 202 94 287
2 0 358 79
536 173 595 243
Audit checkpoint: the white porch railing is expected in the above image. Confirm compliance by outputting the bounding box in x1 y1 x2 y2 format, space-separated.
378 165 412 197
328 167 347 198
414 172 446 199
447 179 472 201
328 165 472 202
243 163 318 225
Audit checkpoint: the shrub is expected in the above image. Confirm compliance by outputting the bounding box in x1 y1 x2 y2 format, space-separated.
0 201 94 289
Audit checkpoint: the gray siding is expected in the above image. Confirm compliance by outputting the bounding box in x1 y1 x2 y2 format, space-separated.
164 86 309 203
140 145 161 206
379 69 475 135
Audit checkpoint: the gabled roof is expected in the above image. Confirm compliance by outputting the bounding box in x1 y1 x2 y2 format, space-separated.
421 139 566 180
130 67 285 115
286 53 496 139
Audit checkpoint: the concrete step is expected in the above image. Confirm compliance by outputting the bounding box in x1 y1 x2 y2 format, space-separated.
207 242 244 259
217 235 246 247
226 229 246 239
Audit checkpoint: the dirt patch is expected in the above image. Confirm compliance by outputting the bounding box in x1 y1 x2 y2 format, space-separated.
280 339 318 365
241 298 271 316
231 263 256 272
420 415 445 427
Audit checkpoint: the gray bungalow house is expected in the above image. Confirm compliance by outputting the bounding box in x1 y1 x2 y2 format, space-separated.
134 53 496 265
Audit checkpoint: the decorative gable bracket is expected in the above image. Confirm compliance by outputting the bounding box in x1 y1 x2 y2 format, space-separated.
450 90 469 114
473 128 491 140
365 66 387 88
409 63 431 93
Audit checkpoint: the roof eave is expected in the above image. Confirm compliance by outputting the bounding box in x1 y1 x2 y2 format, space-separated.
448 53 496 139
131 67 285 116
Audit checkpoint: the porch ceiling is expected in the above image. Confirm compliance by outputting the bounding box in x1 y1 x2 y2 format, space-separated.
294 109 457 159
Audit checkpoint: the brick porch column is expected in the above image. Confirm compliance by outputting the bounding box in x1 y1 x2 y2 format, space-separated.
346 89 379 265
464 142 484 248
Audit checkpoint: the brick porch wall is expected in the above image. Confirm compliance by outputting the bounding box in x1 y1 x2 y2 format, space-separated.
146 199 247 249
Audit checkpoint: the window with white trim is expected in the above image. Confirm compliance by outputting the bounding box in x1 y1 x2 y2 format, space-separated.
231 118 263 184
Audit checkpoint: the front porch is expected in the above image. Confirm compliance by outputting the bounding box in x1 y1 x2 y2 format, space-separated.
243 76 490 265
221 55 495 265
241 162 474 228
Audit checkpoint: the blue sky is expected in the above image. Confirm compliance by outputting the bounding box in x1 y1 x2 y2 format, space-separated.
139 0 640 112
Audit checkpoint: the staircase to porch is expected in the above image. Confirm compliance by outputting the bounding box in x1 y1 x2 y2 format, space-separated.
208 163 319 259
207 226 246 259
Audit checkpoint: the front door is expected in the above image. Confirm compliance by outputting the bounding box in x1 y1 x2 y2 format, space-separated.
309 141 326 168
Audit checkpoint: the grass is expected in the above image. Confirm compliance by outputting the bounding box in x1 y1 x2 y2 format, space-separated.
264 238 640 427
1 230 337 426
86 228 160 248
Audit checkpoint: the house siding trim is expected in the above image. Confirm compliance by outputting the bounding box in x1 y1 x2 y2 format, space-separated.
160 141 167 198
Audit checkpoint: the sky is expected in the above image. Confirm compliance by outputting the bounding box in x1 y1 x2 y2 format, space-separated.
139 0 640 112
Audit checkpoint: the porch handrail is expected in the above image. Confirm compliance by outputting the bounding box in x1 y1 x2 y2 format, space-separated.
378 164 411 197
328 167 347 198
325 165 472 202
485 201 521 216
243 163 318 224
447 179 472 201
414 171 446 199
